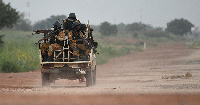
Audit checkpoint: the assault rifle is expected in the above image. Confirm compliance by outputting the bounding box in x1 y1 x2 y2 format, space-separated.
86 24 98 54
85 21 98 49
87 28 98 50
33 29 53 35
33 29 54 43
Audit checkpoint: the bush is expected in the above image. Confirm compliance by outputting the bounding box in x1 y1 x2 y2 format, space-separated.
1 61 19 73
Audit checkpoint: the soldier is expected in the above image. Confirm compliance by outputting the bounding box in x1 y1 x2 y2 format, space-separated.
68 22 89 61
48 21 65 61
68 22 80 61
40 21 61 56
63 13 80 34
50 21 62 44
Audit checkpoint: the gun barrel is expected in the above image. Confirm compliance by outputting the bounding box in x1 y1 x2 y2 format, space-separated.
33 29 53 34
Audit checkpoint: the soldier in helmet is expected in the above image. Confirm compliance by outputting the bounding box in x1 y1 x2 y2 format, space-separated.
47 21 65 61
39 21 61 61
68 21 80 61
63 13 80 34
49 21 62 44
68 21 89 61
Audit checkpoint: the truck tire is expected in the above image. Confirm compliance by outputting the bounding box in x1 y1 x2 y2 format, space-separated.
93 65 96 85
42 73 50 87
86 70 93 87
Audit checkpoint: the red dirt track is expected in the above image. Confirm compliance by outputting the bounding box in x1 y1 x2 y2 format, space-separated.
0 42 200 105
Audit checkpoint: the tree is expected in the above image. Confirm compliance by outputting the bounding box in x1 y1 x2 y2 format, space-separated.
0 0 19 29
13 13 32 31
125 22 153 31
111 24 118 35
33 15 67 30
117 23 126 32
166 18 194 36
99 21 118 36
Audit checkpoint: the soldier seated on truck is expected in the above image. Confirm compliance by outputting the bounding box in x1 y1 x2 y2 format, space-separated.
68 21 89 61
47 21 65 61
63 13 80 34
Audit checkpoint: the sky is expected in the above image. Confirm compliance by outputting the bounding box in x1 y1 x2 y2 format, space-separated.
2 0 200 28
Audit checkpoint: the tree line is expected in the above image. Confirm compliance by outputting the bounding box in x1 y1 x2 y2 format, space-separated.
98 18 194 37
34 19 193 37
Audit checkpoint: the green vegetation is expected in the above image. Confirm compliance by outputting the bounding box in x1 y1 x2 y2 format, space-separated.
96 43 132 64
94 29 184 64
0 30 41 72
185 40 200 49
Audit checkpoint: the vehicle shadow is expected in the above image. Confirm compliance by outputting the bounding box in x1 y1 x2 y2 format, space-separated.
33 85 87 89
50 85 86 88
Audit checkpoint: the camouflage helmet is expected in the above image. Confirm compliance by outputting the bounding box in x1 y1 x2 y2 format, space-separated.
72 21 80 29
53 21 61 28
69 13 76 19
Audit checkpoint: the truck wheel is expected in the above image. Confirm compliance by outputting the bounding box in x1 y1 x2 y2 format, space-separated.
86 70 93 87
93 65 96 85
42 73 50 87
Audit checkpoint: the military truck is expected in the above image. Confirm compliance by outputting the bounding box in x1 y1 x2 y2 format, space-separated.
34 21 98 87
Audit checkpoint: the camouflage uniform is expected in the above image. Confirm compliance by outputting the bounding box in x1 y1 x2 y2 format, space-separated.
40 42 50 55
48 30 65 57
40 21 65 62
68 22 90 61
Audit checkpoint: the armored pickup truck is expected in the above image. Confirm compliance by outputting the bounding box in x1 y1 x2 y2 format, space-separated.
34 21 98 87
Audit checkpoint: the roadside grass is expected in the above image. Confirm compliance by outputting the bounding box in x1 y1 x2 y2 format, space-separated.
185 40 200 49
0 30 189 72
95 30 189 64
0 30 41 72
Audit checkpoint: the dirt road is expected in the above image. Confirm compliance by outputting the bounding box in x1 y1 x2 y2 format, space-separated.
0 42 200 105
